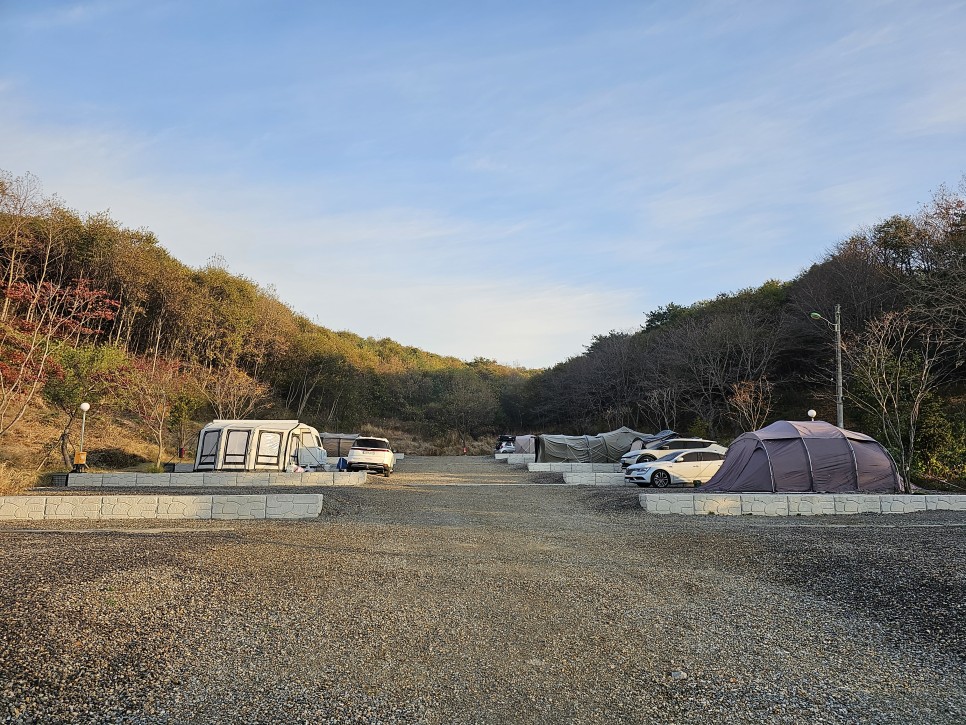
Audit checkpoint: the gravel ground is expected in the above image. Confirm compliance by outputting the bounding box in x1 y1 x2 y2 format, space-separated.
1 456 964 724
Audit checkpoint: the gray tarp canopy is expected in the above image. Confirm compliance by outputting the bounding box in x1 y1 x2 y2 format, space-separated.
535 427 659 463
319 432 359 458
512 435 535 454
699 420 901 493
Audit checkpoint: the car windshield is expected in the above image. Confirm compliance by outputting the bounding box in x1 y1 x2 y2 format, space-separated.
657 451 683 462
353 438 389 450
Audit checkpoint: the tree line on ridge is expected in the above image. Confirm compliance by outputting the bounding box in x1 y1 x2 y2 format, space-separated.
1 169 963 484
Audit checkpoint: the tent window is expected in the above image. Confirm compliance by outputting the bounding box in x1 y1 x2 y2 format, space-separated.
199 431 220 465
224 430 251 466
255 431 282 465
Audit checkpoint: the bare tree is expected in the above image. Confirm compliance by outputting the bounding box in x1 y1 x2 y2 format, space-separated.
904 181 966 355
0 171 44 322
123 358 183 468
637 386 681 432
196 364 270 421
728 378 774 432
843 310 957 491
667 304 787 436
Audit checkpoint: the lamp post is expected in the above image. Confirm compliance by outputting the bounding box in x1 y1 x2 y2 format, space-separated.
75 402 90 471
809 305 843 428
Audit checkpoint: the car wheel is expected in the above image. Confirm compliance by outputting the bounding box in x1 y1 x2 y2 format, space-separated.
652 470 671 488
638 455 656 463
383 466 391 477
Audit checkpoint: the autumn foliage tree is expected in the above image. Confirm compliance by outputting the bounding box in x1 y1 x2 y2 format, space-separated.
0 280 117 439
122 358 185 468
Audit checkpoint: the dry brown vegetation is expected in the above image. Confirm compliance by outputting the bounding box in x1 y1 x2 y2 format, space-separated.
358 424 496 456
0 399 164 494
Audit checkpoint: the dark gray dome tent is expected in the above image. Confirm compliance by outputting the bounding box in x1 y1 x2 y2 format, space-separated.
700 421 901 493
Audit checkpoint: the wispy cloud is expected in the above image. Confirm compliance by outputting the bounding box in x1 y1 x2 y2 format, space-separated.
2 0 964 365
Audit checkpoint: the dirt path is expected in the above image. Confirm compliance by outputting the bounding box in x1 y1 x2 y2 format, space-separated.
1 457 964 724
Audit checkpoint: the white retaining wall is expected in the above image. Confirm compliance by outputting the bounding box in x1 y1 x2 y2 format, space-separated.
505 454 536 465
563 472 634 487
0 494 324 521
529 463 622 473
639 493 966 516
67 471 367 488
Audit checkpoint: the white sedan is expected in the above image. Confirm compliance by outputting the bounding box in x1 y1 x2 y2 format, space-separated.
624 449 726 488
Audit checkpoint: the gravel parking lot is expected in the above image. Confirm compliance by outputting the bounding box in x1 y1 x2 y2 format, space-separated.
1 456 964 724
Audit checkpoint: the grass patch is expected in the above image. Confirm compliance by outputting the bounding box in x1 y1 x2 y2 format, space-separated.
0 461 35 495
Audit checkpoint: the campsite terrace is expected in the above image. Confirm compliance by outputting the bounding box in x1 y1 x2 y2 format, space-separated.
497 422 948 511
1 458 963 724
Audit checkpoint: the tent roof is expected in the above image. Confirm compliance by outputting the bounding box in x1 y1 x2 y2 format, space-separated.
535 427 659 463
751 420 877 443
203 419 303 431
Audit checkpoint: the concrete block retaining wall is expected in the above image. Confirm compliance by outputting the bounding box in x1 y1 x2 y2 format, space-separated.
157 496 213 520
67 471 367 488
0 494 324 521
640 493 966 516
505 454 537 465
563 472 634 487
529 463 622 473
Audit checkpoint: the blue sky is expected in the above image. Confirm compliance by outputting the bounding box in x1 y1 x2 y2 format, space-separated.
2 0 965 367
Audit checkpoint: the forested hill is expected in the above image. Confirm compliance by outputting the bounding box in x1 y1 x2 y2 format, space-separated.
0 169 532 465
527 178 966 486
1 168 965 485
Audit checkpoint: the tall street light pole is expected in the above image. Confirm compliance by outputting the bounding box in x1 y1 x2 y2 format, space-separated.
76 402 91 471
809 305 843 428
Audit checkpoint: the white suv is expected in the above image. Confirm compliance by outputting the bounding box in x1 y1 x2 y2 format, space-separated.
620 438 725 468
346 437 395 477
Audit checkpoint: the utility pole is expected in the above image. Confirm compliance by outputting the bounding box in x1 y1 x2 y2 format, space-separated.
834 304 843 428
809 306 844 428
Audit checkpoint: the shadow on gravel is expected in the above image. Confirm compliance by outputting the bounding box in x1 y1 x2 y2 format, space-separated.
578 487 644 513
720 519 966 662
576 486 966 662
524 471 568 485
